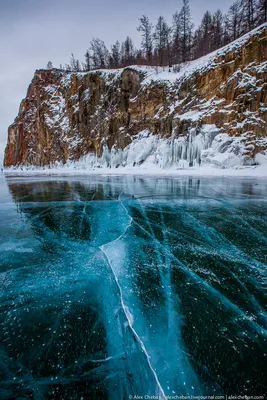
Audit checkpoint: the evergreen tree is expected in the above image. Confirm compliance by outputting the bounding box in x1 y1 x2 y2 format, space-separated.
179 0 193 62
83 50 91 71
57 0 267 71
46 61 53 69
137 15 153 63
154 16 171 65
162 20 172 65
90 38 110 69
192 27 202 59
123 36 135 66
172 11 183 64
193 11 213 57
227 1 242 40
211 10 224 50
110 41 121 68
69 53 81 72
222 14 232 45
135 49 145 65
258 0 267 23
240 0 257 32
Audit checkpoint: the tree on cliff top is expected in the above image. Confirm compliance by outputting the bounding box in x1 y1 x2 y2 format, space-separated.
227 1 242 41
55 0 267 71
179 0 193 62
90 38 110 69
109 41 121 68
240 0 257 31
46 61 53 69
83 50 91 71
258 0 267 22
137 15 153 64
69 53 81 72
153 16 171 66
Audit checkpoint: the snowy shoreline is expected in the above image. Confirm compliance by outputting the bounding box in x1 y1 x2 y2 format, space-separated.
4 128 267 179
3 164 267 178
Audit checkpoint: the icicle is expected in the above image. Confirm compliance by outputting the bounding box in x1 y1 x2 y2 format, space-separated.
102 145 111 168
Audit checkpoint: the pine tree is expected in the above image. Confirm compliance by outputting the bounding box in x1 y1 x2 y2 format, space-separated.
110 41 121 68
211 10 224 50
135 49 145 65
194 11 213 57
154 16 171 65
123 36 135 66
76 59 81 72
154 16 164 65
56 0 267 71
137 15 153 63
192 27 202 59
84 50 91 71
46 61 53 69
227 1 242 41
258 0 267 23
69 53 81 72
222 14 232 45
172 11 182 64
162 20 171 65
241 0 257 32
179 0 193 62
90 38 110 69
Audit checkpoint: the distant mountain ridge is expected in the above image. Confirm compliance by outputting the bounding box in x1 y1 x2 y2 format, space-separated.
4 23 267 170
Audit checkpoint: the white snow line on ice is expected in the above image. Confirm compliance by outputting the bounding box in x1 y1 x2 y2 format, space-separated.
4 164 267 178
99 194 167 400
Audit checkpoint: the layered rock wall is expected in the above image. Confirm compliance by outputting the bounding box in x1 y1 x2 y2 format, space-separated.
4 24 267 167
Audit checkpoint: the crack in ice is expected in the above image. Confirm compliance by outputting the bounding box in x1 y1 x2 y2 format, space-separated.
99 192 167 399
131 208 267 322
121 201 267 337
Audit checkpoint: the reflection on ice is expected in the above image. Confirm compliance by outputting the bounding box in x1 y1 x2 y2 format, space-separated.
0 175 267 399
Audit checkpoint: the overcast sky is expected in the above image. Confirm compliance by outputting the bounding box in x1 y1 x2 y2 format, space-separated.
0 0 234 164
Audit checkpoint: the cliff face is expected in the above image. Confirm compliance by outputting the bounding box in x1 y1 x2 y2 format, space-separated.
4 24 267 168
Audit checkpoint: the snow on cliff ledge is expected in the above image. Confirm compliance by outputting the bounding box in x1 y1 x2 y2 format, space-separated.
4 23 267 173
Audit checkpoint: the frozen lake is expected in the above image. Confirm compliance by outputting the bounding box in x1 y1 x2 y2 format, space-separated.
0 174 267 399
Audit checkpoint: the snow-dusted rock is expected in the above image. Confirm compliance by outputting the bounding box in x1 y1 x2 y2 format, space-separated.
4 23 267 170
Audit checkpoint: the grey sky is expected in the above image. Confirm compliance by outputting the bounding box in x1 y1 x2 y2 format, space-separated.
0 0 234 164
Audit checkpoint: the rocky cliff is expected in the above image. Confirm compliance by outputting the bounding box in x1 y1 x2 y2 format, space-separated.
4 24 267 169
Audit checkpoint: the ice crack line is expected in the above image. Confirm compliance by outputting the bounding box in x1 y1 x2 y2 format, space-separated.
99 193 166 399
99 247 166 399
121 199 267 337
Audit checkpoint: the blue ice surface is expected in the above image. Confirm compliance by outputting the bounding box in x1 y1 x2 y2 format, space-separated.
0 174 267 399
